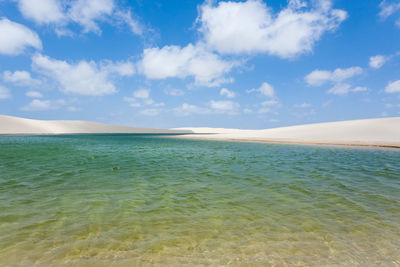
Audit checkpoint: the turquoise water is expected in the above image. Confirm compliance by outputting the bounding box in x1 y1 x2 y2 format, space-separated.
0 135 399 266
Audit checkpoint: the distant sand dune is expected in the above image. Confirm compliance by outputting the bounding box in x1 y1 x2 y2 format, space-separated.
0 115 191 134
174 117 400 148
1 115 399 148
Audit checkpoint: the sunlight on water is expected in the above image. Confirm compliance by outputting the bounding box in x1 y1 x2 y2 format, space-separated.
0 135 399 266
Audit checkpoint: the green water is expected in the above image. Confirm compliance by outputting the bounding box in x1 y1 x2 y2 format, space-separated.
0 135 399 266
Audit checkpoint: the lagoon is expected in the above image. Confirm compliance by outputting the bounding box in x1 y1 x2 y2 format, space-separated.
0 135 399 265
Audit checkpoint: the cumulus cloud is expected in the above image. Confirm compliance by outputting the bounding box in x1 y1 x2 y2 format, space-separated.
133 89 150 99
103 60 136 76
256 98 280 114
138 43 235 87
0 18 42 55
18 0 65 25
32 54 133 96
198 0 347 58
21 98 67 111
247 82 275 97
379 1 400 27
326 84 368 95
305 67 363 86
16 0 142 35
174 103 210 116
0 85 11 99
26 91 43 98
220 88 235 98
369 55 388 69
261 99 279 106
327 83 351 95
3 70 42 87
385 80 400 93
68 0 114 34
305 66 367 95
123 89 164 108
209 100 240 114
174 100 240 116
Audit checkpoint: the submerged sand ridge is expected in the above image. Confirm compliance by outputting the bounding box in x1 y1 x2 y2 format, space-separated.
0 115 191 134
174 117 400 148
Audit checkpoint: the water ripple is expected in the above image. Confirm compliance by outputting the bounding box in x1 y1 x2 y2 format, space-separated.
0 135 399 266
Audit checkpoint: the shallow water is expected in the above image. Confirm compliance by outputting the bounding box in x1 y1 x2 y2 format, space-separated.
0 134 399 266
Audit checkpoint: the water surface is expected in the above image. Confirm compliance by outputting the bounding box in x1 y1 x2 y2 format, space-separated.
0 135 399 266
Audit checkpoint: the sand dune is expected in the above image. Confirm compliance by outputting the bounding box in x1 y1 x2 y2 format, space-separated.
1 115 399 147
0 115 191 135
174 117 400 148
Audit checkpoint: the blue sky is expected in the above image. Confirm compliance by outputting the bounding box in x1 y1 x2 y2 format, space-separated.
0 0 399 129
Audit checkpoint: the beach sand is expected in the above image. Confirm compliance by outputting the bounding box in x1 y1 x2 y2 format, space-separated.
173 117 400 148
1 115 399 148
0 115 190 135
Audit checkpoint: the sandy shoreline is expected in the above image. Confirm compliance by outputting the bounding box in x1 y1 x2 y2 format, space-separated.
1 115 399 148
173 135 400 149
173 117 400 149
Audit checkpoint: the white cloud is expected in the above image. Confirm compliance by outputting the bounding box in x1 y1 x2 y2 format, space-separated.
114 10 143 35
247 82 275 97
68 0 114 34
3 70 42 87
124 89 163 108
379 1 400 18
256 98 280 114
164 88 184 96
174 103 210 116
294 103 311 108
209 100 240 114
26 91 43 98
32 54 133 96
138 43 235 87
379 1 400 27
123 97 141 107
21 99 52 111
16 0 143 36
21 98 66 111
0 18 42 55
0 85 11 99
102 61 135 76
220 88 235 98
261 99 279 106
133 89 150 99
306 66 367 96
327 83 351 95
369 55 388 69
174 100 240 116
305 67 363 86
18 0 65 25
385 80 400 93
198 0 347 58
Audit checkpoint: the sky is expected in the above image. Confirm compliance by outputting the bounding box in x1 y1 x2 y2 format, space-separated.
0 0 399 129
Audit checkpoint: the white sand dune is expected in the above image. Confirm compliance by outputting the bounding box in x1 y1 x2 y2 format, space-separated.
1 115 399 147
0 115 191 135
174 117 400 148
